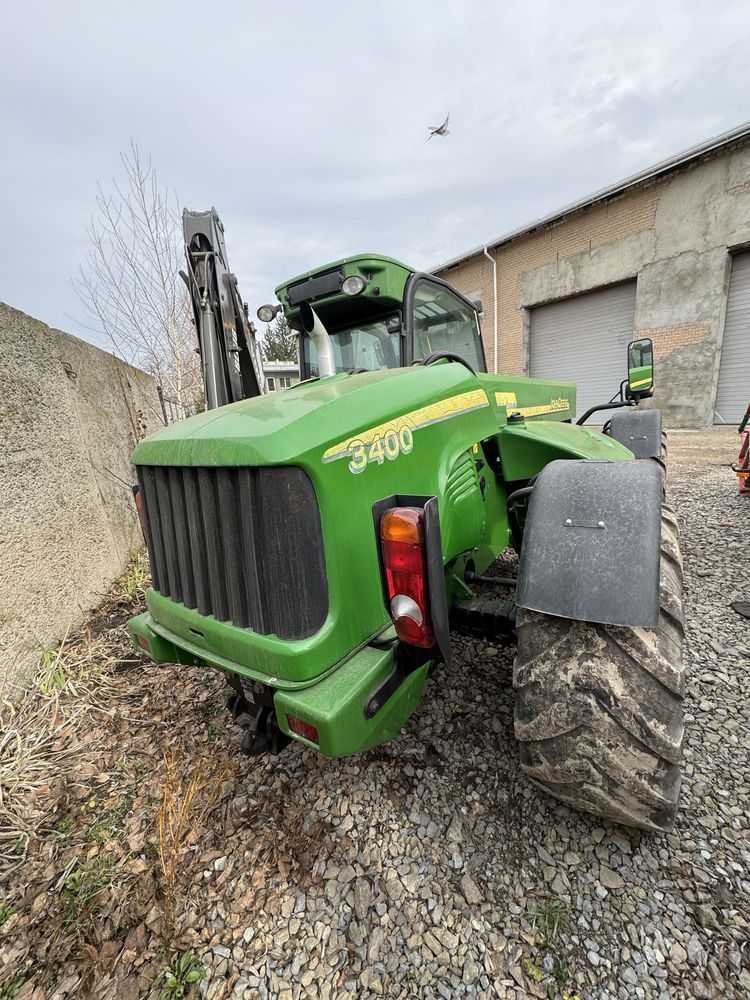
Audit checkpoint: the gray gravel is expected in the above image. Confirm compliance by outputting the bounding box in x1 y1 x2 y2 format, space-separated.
189 429 749 1000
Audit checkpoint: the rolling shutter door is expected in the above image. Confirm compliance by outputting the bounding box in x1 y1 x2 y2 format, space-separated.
715 253 750 424
529 282 636 419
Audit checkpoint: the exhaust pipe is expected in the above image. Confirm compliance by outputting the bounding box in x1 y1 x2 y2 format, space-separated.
299 301 336 378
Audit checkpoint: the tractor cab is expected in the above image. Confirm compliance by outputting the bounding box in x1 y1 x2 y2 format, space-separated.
261 254 487 379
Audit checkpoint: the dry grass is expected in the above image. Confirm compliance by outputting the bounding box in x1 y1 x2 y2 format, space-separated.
0 696 75 873
2 651 88 874
0 604 138 876
0 553 160 882
0 554 319 997
157 751 232 948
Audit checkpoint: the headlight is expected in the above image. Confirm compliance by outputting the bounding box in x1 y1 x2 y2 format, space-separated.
257 304 280 323
341 275 367 296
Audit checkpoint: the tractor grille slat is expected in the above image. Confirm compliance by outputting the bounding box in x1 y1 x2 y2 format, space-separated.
136 464 328 641
237 467 266 630
155 467 181 603
217 468 247 628
168 466 197 610
138 466 162 592
182 468 211 616
198 468 229 622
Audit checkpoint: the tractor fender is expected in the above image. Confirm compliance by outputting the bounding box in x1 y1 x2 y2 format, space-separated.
515 459 662 628
607 408 662 459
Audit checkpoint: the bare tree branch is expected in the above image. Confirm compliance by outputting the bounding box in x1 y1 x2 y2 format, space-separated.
73 142 200 408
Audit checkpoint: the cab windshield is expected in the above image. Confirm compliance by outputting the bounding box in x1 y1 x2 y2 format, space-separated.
303 313 401 377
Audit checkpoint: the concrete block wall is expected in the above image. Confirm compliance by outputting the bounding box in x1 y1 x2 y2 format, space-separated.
0 303 164 695
438 141 750 426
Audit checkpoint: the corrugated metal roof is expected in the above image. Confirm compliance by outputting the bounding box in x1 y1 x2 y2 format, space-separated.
437 119 750 272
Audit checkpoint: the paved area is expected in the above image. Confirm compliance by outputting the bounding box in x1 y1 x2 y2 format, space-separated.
1 429 747 1000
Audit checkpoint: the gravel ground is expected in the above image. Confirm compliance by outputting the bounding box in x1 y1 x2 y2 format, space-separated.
2 428 748 1000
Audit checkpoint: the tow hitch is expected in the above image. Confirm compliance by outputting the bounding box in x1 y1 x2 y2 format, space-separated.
226 690 291 757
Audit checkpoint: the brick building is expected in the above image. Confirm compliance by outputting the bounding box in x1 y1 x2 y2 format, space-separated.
435 121 750 426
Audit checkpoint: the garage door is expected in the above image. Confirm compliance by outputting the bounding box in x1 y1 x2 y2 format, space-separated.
529 282 637 419
715 252 750 424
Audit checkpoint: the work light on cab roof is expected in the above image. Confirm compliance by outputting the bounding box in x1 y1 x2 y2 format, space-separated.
257 303 282 323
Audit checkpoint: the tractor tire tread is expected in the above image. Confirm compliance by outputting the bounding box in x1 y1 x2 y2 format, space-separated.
513 473 685 832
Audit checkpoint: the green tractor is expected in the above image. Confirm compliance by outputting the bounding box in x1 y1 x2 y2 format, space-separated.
130 213 684 833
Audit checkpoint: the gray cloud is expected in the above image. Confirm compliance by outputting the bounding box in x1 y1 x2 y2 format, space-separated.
1 0 749 351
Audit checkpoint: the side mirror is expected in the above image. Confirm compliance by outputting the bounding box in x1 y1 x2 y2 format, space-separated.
627 337 654 398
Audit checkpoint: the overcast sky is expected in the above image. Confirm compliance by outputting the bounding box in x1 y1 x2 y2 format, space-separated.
2 1 749 350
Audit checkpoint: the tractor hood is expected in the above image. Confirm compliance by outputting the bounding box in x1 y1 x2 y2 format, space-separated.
132 364 494 469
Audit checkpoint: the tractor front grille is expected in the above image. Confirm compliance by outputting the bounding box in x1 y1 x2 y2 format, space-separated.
136 465 328 641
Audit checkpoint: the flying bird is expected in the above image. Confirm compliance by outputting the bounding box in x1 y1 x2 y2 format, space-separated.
427 113 450 140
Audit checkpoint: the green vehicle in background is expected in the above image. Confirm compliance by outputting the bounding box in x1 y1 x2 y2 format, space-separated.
129 210 684 833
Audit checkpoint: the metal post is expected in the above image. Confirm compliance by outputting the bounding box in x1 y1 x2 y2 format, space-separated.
483 246 498 373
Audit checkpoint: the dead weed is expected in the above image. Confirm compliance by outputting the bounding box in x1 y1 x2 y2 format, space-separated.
157 750 233 948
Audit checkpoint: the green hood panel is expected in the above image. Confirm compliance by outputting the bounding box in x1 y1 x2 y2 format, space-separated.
132 364 496 469
497 417 635 481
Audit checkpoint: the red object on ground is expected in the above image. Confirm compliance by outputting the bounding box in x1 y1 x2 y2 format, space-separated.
734 404 750 496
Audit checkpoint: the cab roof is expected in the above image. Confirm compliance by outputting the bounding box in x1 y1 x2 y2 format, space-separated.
275 253 414 329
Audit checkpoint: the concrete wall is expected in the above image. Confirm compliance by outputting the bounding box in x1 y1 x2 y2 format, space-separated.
438 140 750 426
0 303 164 695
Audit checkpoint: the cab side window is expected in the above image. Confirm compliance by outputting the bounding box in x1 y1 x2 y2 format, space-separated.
412 280 485 371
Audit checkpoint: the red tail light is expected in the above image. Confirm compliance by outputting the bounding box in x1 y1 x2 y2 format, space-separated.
288 716 319 744
380 507 435 648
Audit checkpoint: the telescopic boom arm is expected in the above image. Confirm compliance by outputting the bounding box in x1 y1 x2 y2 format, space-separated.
181 208 265 409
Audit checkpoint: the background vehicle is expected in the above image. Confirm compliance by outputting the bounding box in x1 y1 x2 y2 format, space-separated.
733 403 750 495
130 226 684 833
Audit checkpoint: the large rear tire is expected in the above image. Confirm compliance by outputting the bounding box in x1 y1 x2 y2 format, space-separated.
513 503 685 832
655 428 668 485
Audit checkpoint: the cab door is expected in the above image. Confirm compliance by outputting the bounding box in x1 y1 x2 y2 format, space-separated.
404 275 487 372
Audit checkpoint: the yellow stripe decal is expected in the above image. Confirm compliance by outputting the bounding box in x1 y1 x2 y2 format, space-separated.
322 389 489 463
495 391 518 407
630 376 652 388
496 392 571 417
514 399 571 417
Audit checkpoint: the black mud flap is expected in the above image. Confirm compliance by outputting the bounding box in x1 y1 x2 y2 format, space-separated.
608 409 662 459
516 460 661 628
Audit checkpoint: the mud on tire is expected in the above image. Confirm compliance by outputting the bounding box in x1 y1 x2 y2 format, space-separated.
513 502 685 833
654 428 668 486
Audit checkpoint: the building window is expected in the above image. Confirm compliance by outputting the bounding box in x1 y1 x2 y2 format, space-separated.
280 377 291 388
267 377 276 391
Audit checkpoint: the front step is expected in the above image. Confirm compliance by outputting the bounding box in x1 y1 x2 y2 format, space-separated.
450 598 517 643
